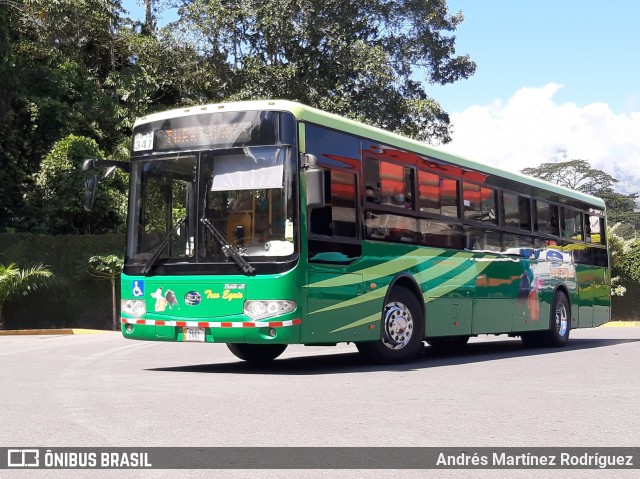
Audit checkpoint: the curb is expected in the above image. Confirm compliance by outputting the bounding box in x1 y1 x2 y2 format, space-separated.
600 321 640 328
0 329 113 336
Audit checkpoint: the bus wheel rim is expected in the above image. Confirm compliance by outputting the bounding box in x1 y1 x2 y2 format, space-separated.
555 301 568 337
382 302 413 350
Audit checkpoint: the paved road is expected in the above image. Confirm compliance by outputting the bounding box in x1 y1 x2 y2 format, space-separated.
1 328 639 479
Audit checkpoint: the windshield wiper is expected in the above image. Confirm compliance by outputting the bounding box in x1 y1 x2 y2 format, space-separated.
141 216 187 275
200 217 256 275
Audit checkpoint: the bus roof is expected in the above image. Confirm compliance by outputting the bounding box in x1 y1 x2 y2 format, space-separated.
134 99 606 209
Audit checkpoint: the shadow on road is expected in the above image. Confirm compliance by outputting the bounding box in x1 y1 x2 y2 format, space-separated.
147 336 640 376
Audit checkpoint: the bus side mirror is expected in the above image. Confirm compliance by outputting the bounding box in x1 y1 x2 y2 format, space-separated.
306 169 325 209
82 158 129 212
305 155 325 209
84 175 98 211
84 174 98 212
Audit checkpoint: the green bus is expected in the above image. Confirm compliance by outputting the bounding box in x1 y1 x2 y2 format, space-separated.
85 100 610 364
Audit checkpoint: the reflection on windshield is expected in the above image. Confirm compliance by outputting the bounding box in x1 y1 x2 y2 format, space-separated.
200 217 255 275
127 147 297 270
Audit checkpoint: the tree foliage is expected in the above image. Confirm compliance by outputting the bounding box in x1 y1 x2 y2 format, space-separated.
175 0 476 142
0 3 33 229
616 240 640 285
0 0 475 233
522 159 640 238
28 135 128 234
607 223 640 299
521 159 618 195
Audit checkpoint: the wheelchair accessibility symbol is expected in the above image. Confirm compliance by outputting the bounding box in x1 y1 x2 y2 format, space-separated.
132 281 144 297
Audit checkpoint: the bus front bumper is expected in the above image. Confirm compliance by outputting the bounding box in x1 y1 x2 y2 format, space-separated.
120 315 302 344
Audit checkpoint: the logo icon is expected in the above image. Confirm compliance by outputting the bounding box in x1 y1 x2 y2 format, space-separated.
545 250 563 262
8 449 39 468
132 280 144 297
184 291 202 306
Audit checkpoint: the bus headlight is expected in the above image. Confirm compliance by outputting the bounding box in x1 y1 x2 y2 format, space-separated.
122 299 146 318
244 300 296 321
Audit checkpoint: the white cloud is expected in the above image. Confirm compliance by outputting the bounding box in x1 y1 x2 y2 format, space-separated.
441 83 640 194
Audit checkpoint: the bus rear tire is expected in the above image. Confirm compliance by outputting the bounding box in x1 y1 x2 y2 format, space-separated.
226 343 287 362
520 291 570 348
356 286 424 364
539 291 571 347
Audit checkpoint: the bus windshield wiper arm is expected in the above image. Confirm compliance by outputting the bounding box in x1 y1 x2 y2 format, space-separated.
200 217 255 275
141 216 187 275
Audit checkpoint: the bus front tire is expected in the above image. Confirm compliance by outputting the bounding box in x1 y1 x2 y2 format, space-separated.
356 286 424 364
226 343 287 362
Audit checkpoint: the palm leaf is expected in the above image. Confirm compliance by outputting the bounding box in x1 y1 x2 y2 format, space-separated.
0 263 55 304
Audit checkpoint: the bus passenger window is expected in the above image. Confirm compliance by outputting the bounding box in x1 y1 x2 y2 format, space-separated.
503 192 519 228
464 184 497 224
330 171 357 237
465 227 500 252
366 212 418 244
418 172 459 217
562 208 583 240
375 161 413 209
419 220 464 249
503 192 531 231
309 171 357 237
534 201 559 237
309 170 361 261
585 214 605 244
441 178 459 217
503 233 534 254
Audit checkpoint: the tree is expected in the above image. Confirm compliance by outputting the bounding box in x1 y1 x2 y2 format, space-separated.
174 0 476 143
0 263 55 329
522 159 640 238
106 26 213 130
87 255 123 330
595 190 640 236
143 0 155 33
0 0 133 231
14 0 129 145
608 225 629 296
0 2 37 230
2 0 477 233
615 239 640 286
609 224 640 319
521 159 618 195
27 135 128 234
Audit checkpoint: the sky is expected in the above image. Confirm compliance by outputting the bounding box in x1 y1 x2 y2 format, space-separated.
123 0 640 194
430 0 640 194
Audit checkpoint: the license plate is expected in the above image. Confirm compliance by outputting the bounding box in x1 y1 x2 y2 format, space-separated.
183 327 205 342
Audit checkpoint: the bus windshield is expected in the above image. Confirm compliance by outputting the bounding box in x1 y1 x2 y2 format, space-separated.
126 145 298 275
